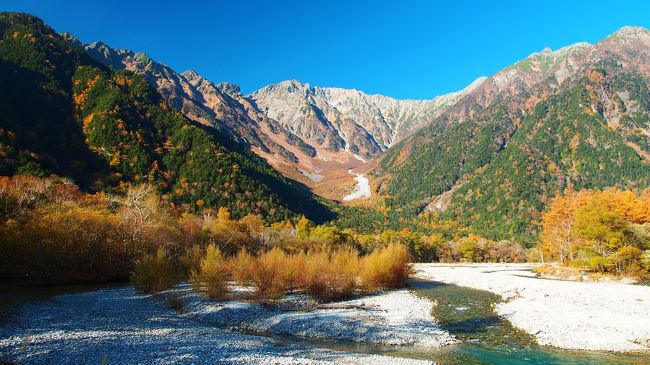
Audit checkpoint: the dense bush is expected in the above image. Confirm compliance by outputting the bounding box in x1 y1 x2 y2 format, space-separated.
0 175 414 298
0 176 184 283
187 244 411 302
1 174 524 295
360 244 411 290
0 176 136 283
297 249 361 301
247 248 293 299
190 244 229 299
133 248 178 294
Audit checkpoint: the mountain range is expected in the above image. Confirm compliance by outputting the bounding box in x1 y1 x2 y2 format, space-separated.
2 12 650 243
65 35 486 199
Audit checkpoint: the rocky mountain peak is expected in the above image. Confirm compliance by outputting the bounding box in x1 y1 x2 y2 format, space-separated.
523 41 591 63
611 26 650 39
442 76 487 98
60 31 82 48
181 69 200 81
263 80 311 94
556 42 592 54
89 40 108 49
215 82 241 96
181 70 216 91
85 41 131 69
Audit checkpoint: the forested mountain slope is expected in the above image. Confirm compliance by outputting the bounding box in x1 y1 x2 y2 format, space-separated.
5 12 650 244
0 13 332 222
375 27 650 242
72 38 315 166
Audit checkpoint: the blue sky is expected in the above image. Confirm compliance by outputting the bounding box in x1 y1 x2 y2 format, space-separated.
3 0 649 99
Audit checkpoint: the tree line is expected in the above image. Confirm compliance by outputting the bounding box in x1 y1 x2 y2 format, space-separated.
0 175 528 289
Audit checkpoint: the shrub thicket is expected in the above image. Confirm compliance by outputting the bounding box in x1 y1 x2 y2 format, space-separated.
187 244 411 302
190 244 229 299
132 248 178 294
1 175 527 297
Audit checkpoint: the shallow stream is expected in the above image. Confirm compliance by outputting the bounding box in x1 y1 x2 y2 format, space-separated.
222 279 650 364
404 280 649 364
1 280 648 364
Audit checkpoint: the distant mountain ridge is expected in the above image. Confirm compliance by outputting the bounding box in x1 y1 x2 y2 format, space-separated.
64 25 650 241
249 77 486 156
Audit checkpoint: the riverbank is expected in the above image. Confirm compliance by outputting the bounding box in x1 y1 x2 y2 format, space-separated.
414 263 650 352
0 285 451 364
169 284 456 347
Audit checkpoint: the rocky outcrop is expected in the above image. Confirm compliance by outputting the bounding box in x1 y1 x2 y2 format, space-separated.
249 78 483 158
78 39 478 193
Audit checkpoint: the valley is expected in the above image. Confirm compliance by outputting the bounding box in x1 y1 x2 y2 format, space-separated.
69 35 487 202
343 170 371 201
62 23 650 245
2 7 650 365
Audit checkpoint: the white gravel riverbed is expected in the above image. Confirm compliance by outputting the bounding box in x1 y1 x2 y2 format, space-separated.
0 285 453 364
343 171 371 201
177 285 455 347
414 263 650 352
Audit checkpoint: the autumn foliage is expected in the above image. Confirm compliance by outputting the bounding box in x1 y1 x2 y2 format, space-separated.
190 244 229 299
540 188 650 277
0 175 177 284
132 248 178 294
189 244 411 302
0 175 413 300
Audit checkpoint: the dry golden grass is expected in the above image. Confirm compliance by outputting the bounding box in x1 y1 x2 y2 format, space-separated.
298 249 361 301
299 250 332 300
229 249 254 287
284 252 306 290
179 244 204 279
135 240 411 302
201 244 412 302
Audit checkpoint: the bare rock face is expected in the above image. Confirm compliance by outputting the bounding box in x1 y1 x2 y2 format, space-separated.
249 78 483 158
80 38 478 196
214 81 242 96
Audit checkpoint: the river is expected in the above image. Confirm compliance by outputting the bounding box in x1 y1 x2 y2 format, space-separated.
268 280 650 364
1 280 648 364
